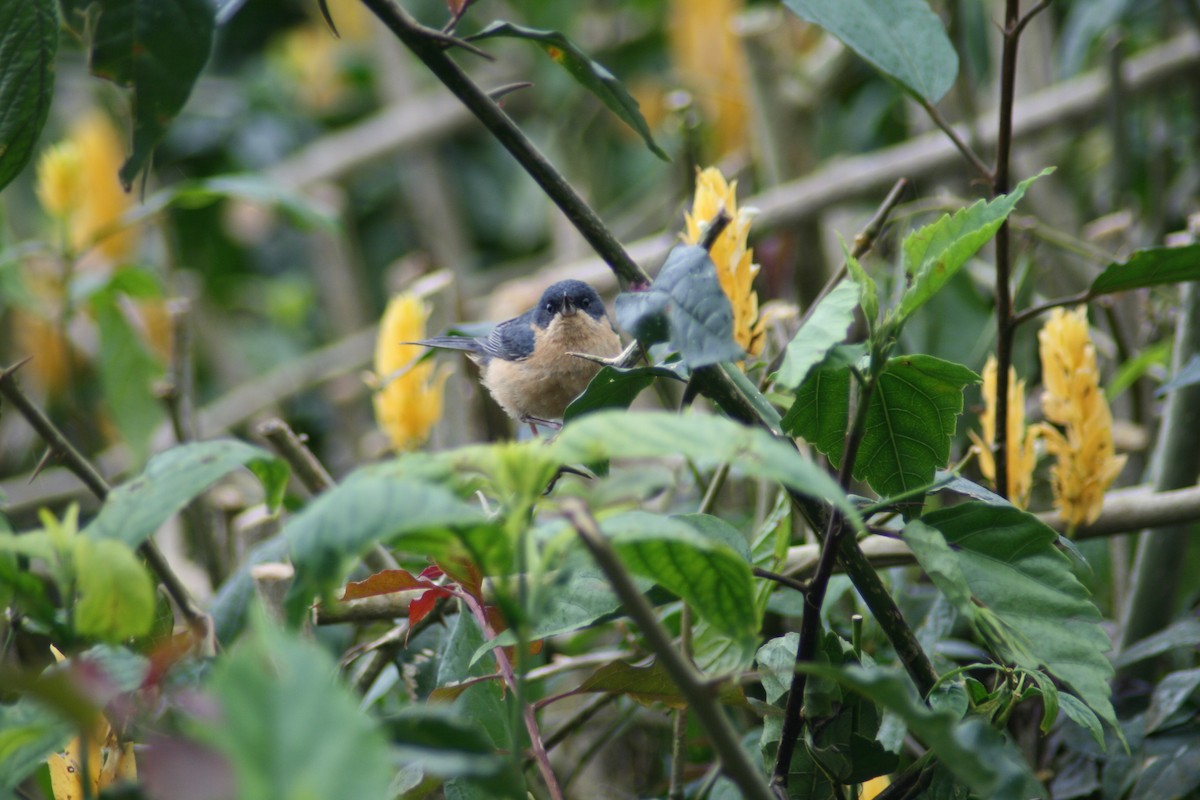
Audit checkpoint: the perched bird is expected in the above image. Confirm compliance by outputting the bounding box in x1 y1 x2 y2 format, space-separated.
412 280 622 433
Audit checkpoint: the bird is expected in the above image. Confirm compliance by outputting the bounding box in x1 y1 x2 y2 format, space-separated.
411 280 623 434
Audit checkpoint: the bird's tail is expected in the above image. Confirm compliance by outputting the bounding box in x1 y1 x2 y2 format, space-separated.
405 336 483 354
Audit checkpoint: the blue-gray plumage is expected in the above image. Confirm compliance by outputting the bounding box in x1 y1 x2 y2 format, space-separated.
411 280 622 429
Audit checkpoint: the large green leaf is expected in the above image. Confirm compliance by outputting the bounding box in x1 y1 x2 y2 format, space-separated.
281 463 490 622
796 664 1045 799
0 701 71 795
615 245 743 368
0 0 57 192
775 279 859 389
564 363 685 423
85 440 287 547
785 355 978 503
600 510 757 641
923 503 1119 739
470 21 668 160
896 169 1051 323
74 537 156 641
199 613 393 800
553 410 861 527
1089 244 1200 296
781 0 957 102
89 0 215 187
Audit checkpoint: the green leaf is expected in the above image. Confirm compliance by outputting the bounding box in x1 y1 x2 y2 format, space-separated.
74 537 156 641
1130 739 1200 800
85 440 287 547
796 664 1045 799
924 503 1119 742
781 0 957 102
0 701 71 796
1145 668 1200 734
896 169 1052 323
845 244 878 325
1058 692 1105 750
387 707 520 795
563 363 685 423
93 292 165 466
1155 353 1200 397
1090 244 1200 296
615 245 743 368
199 611 394 800
776 279 859 389
577 659 745 709
902 519 976 617
553 410 862 528
600 510 756 640
89 0 215 187
0 0 57 192
1116 618 1200 669
281 463 489 623
470 21 668 160
785 355 978 504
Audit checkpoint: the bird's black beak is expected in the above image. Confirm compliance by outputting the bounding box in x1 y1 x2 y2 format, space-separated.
561 299 577 317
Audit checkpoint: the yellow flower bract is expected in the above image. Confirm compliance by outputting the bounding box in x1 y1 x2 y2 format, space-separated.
969 355 1037 508
1037 306 1126 528
684 167 765 357
36 142 84 218
373 293 448 451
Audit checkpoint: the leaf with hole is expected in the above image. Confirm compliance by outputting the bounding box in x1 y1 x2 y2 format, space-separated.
615 245 743 368
89 0 215 187
471 21 668 160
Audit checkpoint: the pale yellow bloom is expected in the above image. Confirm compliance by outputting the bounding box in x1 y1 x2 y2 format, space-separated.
861 775 891 800
683 167 765 356
36 142 84 218
69 112 136 262
373 294 448 451
1037 307 1126 528
667 0 750 156
47 646 137 799
969 355 1038 508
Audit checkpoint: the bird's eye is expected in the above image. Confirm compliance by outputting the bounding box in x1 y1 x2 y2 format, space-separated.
545 302 555 313
578 296 590 308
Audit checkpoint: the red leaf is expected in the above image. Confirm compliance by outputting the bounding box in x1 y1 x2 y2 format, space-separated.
407 587 452 633
341 569 438 601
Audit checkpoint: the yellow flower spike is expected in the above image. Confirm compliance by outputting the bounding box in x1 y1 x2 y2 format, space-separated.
1038 307 1127 529
683 167 765 357
69 112 136 262
373 293 449 451
667 0 750 156
968 355 1038 508
36 142 85 219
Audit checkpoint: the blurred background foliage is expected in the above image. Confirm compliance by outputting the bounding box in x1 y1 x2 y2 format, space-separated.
0 0 1196 610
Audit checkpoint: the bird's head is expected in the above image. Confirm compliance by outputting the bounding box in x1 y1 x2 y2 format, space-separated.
534 280 606 327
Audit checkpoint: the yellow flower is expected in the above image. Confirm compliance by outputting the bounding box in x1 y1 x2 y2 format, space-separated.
1037 307 1126 528
683 167 765 357
69 112 136 262
968 355 1037 508
46 646 137 799
36 142 84 218
373 293 448 451
667 0 750 156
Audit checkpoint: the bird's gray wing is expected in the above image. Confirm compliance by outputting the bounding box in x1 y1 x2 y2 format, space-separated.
478 313 536 362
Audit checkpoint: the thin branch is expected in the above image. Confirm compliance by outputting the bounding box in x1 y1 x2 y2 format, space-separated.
562 500 775 800
360 0 651 290
1011 289 1092 327
752 567 809 595
0 360 208 630
918 98 993 182
1012 0 1052 40
541 692 620 754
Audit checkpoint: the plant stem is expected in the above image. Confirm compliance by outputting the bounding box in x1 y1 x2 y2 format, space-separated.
772 368 877 794
0 360 208 630
918 98 992 182
360 0 651 290
457 587 564 800
563 500 775 800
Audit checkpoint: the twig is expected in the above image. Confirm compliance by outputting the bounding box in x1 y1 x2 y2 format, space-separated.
1011 289 1092 327
562 500 775 800
0 360 208 630
361 0 652 290
441 0 476 33
918 98 992 182
752 567 808 595
256 417 398 574
773 364 877 794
